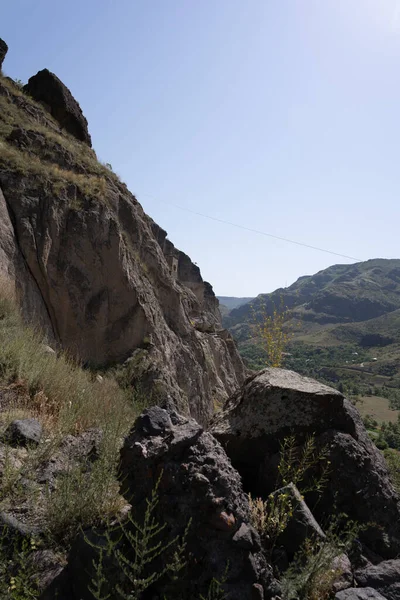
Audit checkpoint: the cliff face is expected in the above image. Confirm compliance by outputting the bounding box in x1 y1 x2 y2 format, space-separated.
0 65 245 424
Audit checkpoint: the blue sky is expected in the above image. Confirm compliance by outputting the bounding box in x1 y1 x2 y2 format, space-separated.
2 0 400 295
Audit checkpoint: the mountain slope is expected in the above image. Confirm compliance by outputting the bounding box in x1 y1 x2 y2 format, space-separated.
226 259 400 328
224 259 400 396
217 296 254 310
0 67 245 425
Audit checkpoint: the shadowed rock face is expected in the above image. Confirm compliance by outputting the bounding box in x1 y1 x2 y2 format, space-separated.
117 407 275 600
0 38 8 71
211 368 400 558
24 69 92 146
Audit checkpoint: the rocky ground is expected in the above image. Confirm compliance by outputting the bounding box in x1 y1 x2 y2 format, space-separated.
1 369 400 600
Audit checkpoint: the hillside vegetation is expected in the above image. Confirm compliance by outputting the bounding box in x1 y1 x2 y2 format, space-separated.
223 259 400 402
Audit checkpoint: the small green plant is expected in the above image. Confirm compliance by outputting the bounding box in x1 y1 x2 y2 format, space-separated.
199 565 228 600
281 517 362 600
251 296 293 368
0 527 39 599
87 475 190 600
12 78 24 89
384 448 400 493
249 435 330 553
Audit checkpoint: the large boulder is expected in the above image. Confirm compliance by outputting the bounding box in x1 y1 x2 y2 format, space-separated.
117 406 276 600
0 38 8 71
24 69 92 146
210 369 400 558
210 368 355 477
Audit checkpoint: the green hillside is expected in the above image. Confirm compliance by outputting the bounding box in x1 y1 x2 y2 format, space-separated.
224 259 400 406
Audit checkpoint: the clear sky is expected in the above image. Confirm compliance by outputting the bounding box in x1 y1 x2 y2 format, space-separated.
2 1 400 295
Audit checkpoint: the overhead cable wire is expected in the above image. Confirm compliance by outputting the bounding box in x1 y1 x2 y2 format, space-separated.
165 201 362 262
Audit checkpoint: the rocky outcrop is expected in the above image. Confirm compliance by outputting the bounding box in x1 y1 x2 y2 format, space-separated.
355 560 400 600
117 406 276 599
210 368 400 558
0 38 7 71
24 69 92 146
0 71 245 424
270 483 325 557
210 368 354 468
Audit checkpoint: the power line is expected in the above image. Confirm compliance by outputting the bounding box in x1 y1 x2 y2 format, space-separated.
167 202 362 262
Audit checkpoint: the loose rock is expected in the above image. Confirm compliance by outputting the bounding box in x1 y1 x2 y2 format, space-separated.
4 418 42 446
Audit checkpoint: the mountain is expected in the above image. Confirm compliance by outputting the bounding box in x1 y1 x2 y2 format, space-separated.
217 296 254 310
2 37 400 600
0 49 245 426
223 259 400 397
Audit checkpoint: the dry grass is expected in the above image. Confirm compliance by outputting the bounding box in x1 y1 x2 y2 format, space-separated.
0 290 134 436
0 140 109 200
0 76 121 198
0 280 142 543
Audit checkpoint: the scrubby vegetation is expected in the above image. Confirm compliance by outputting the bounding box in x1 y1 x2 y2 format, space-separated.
0 76 121 201
0 277 139 547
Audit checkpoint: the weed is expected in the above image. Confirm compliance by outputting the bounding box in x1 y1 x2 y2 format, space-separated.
251 296 293 368
281 517 361 600
249 435 330 553
0 527 39 599
87 475 190 599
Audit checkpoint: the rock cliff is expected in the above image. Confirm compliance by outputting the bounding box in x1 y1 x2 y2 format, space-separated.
0 41 245 424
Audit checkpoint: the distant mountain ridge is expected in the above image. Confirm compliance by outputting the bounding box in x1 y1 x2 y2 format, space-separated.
223 259 400 395
217 296 254 310
226 259 400 326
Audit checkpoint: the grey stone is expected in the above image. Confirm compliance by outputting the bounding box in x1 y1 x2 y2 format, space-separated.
332 553 353 592
272 482 325 557
335 588 388 600
0 511 40 537
232 523 255 550
4 418 42 446
210 368 354 466
355 560 400 600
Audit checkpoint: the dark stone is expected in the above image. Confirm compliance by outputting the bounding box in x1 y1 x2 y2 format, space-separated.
0 38 8 71
312 426 400 558
136 406 173 436
355 560 400 600
24 69 91 146
28 550 65 592
232 523 255 550
335 588 388 599
0 511 41 537
4 418 42 446
272 483 325 557
116 407 274 600
251 583 264 599
211 369 400 558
